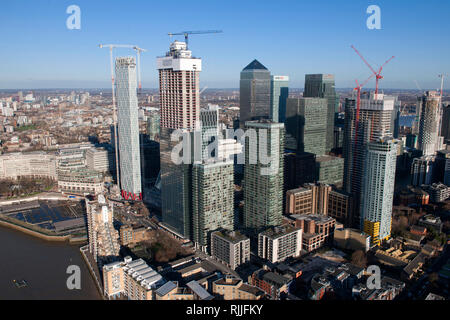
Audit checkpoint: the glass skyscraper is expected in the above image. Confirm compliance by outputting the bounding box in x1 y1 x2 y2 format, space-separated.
304 74 337 152
270 75 289 123
244 120 284 233
115 57 142 201
285 97 328 155
240 59 271 125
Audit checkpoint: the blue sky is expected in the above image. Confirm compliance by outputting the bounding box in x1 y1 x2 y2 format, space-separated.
0 0 449 89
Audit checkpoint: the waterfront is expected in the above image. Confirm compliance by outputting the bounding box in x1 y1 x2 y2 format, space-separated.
0 225 101 300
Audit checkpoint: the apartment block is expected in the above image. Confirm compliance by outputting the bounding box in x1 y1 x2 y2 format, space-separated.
258 225 302 263
211 230 250 270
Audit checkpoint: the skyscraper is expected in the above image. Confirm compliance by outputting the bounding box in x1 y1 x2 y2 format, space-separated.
270 75 289 123
199 105 220 161
244 121 284 233
192 160 235 250
115 57 142 201
157 41 201 238
441 104 450 142
304 74 337 152
418 91 443 156
285 97 328 155
240 60 271 125
343 93 395 228
361 138 398 246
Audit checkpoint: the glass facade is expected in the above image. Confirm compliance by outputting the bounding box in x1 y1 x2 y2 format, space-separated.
304 74 337 152
270 76 289 123
240 60 271 125
115 57 142 200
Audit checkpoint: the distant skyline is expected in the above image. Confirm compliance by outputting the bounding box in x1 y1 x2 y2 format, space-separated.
1 0 449 90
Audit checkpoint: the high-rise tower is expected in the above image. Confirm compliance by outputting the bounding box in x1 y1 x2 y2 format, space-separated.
418 91 443 156
240 60 271 125
304 74 337 152
343 93 395 228
270 76 289 123
243 120 284 233
157 41 201 238
115 57 142 201
361 138 398 246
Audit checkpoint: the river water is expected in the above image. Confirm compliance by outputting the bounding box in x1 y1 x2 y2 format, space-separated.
0 225 101 300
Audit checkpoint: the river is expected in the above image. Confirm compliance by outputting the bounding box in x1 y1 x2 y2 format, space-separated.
0 225 101 300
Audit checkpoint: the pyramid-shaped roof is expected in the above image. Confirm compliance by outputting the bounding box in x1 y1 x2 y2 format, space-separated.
242 59 268 71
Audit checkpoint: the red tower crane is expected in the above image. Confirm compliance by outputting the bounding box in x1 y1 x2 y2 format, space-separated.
351 45 395 99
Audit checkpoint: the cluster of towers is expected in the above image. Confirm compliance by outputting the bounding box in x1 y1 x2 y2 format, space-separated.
111 39 444 250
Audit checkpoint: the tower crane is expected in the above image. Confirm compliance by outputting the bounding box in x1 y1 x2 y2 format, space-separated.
167 30 223 50
133 46 147 95
351 45 395 100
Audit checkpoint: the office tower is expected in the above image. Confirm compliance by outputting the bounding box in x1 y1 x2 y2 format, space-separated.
304 74 337 152
315 155 344 187
434 150 450 185
286 97 328 155
441 104 450 141
244 121 284 233
258 225 302 263
192 160 235 250
240 60 271 124
284 152 316 191
334 126 344 150
211 230 250 270
411 155 435 186
406 133 418 149
140 134 160 190
327 189 353 226
270 75 289 123
199 104 219 161
418 91 443 156
147 111 160 141
157 41 201 238
361 138 398 246
115 57 142 201
343 93 395 228
86 194 120 265
392 98 401 138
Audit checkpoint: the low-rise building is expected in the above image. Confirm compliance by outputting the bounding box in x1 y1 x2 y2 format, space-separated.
258 225 302 263
102 256 165 300
210 230 250 270
212 276 265 300
286 214 335 252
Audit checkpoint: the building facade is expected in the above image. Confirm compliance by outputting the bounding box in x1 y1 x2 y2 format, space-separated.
244 121 284 232
270 75 289 123
157 41 201 238
115 57 142 200
240 59 271 124
258 225 302 263
304 74 337 152
211 230 250 270
361 138 398 246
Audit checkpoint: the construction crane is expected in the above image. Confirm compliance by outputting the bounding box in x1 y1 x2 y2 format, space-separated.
98 43 136 193
133 46 147 95
167 30 223 50
351 45 395 100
